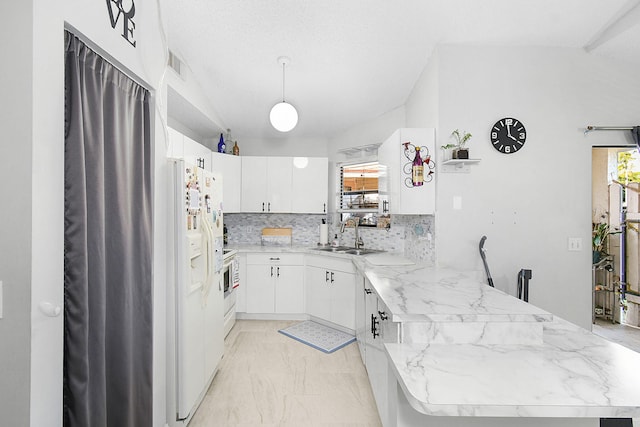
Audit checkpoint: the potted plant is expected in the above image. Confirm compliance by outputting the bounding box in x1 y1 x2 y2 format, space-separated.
592 222 620 264
442 129 472 159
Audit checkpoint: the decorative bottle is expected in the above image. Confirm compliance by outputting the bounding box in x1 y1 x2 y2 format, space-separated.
232 141 239 156
217 133 225 153
411 146 424 186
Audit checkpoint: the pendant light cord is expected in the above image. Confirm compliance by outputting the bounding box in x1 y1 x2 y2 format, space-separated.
282 62 286 102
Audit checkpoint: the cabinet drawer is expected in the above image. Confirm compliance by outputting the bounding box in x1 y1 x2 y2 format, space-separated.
246 252 304 265
306 254 355 274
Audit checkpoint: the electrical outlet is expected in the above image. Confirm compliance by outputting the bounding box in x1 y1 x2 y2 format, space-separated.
568 237 583 252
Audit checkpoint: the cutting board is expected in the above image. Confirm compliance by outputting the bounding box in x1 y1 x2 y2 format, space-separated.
261 227 292 246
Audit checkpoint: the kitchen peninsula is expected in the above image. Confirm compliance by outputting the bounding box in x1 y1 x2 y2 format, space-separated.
360 260 640 427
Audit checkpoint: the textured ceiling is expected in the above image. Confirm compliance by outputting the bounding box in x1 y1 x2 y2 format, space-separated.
166 0 640 140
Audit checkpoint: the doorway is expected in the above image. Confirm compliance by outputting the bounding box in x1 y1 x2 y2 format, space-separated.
591 146 640 338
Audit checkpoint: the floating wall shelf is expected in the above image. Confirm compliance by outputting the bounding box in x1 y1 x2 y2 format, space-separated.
441 159 481 173
442 159 481 166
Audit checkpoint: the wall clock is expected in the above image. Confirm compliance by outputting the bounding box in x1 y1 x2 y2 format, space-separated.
490 117 527 154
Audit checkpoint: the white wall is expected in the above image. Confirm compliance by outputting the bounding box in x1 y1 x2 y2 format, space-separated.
0 1 33 425
23 1 170 426
405 52 438 129
234 135 330 157
405 45 640 328
328 106 406 161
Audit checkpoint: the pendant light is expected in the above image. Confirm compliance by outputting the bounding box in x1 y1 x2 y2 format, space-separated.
269 56 298 132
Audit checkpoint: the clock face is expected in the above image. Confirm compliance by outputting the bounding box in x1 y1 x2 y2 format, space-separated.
490 117 526 154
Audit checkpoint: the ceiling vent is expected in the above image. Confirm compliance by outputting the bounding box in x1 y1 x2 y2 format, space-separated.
168 50 183 78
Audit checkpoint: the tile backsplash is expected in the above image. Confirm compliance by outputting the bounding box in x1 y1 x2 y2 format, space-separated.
224 213 435 264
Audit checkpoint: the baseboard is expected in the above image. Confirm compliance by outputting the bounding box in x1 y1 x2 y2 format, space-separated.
236 312 308 321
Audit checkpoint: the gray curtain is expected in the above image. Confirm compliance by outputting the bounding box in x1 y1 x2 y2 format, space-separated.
63 31 152 427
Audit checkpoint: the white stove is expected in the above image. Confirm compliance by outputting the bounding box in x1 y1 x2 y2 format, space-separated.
222 248 238 337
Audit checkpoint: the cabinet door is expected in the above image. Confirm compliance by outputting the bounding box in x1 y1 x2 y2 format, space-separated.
364 287 379 372
275 265 305 313
291 157 328 213
305 266 331 320
379 128 436 215
397 128 435 214
354 271 367 362
211 152 241 213
366 295 396 427
266 157 292 213
245 264 275 313
330 270 355 330
241 157 268 212
183 135 212 171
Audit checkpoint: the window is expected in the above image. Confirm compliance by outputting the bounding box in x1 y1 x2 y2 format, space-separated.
339 162 380 227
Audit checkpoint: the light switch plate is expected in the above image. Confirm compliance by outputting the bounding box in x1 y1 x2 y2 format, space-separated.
453 196 462 210
568 237 583 251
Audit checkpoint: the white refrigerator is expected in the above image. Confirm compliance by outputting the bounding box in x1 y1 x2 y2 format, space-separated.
168 158 224 423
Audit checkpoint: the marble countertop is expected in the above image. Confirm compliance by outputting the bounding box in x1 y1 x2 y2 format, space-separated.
386 317 640 417
364 263 553 323
360 261 640 418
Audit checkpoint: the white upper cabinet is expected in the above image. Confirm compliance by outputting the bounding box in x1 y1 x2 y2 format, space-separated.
266 157 293 213
241 157 269 212
291 157 328 214
378 128 436 215
242 156 310 213
211 152 241 213
183 135 213 172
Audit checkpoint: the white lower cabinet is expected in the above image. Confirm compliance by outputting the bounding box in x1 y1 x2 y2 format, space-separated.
363 277 398 427
245 253 304 314
355 270 367 362
305 255 356 330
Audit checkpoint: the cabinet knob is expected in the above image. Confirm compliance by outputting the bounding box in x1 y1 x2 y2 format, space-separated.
270 266 274 277
330 272 335 283
325 271 329 282
277 266 280 277
378 310 388 321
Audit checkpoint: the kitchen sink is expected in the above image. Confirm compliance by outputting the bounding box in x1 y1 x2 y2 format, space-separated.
311 246 384 256
343 248 384 255
312 246 353 252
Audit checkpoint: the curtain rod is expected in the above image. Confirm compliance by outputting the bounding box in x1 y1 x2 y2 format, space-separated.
585 126 635 134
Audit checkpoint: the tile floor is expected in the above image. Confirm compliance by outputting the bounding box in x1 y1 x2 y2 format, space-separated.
593 318 640 354
189 320 382 427
191 319 640 427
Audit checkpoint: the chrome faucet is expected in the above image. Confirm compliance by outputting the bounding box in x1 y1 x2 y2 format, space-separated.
354 221 364 249
340 218 364 249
